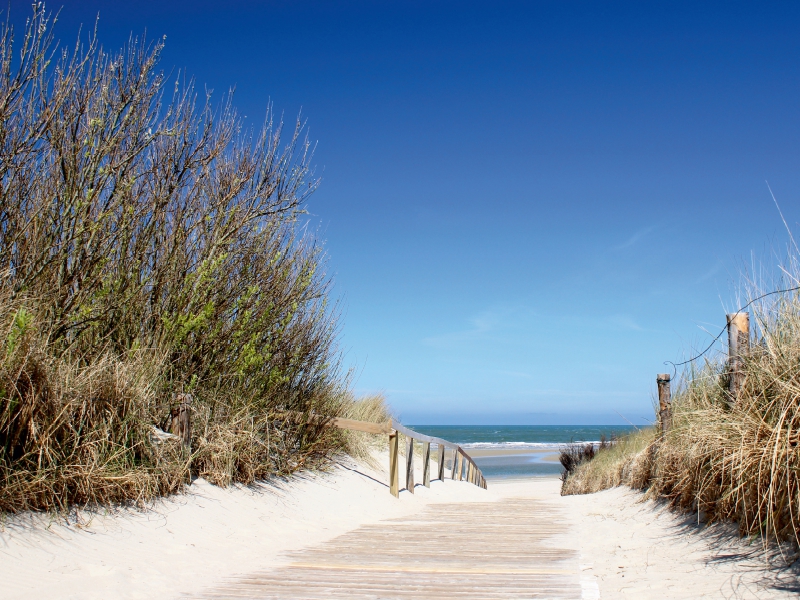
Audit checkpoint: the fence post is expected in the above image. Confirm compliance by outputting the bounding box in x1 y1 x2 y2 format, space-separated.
422 441 431 487
457 453 464 481
406 436 415 493
437 443 445 481
727 312 750 401
451 449 458 479
169 393 193 450
657 373 671 433
389 432 399 498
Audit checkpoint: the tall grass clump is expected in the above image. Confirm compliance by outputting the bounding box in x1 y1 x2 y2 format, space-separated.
0 7 359 511
650 287 800 546
336 393 394 465
560 429 656 495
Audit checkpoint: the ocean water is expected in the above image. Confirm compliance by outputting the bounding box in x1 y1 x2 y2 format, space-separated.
409 425 637 480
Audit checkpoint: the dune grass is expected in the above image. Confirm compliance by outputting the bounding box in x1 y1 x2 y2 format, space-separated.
336 393 394 465
562 259 800 546
561 428 656 496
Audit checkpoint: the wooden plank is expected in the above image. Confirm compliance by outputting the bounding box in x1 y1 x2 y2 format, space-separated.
437 443 445 481
457 453 464 481
389 433 399 498
168 393 193 450
391 421 458 449
422 442 431 487
204 497 582 599
332 417 392 435
406 436 415 493
451 448 458 480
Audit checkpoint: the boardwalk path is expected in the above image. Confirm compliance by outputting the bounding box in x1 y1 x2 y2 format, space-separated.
202 495 583 599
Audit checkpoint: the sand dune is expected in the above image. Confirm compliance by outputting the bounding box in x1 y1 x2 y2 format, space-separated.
0 454 796 599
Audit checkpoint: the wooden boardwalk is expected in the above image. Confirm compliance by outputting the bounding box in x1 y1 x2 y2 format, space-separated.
201 496 581 599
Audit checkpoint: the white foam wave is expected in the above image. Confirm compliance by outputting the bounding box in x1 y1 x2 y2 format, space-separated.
460 441 604 450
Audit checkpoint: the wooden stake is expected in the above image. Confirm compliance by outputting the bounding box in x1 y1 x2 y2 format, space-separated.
422 441 431 487
727 312 750 401
406 436 415 493
169 393 193 450
437 443 446 481
389 432 399 498
657 373 671 433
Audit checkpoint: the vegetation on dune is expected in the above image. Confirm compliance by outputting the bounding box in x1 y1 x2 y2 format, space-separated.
0 7 384 512
560 429 655 495
562 257 800 547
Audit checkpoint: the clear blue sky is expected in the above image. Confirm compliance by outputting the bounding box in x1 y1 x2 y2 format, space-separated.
13 1 800 424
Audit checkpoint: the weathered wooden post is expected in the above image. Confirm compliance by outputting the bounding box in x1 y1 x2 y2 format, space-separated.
169 393 193 450
437 443 446 480
406 436 415 493
389 431 399 498
657 374 671 434
727 312 750 401
457 453 464 481
451 449 458 479
422 441 431 487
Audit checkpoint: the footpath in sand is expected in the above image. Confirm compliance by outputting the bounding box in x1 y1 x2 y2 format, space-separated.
0 454 798 599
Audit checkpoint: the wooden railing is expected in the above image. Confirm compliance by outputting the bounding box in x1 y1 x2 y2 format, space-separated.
332 417 487 498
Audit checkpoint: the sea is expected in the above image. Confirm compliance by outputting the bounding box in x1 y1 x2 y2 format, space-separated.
409 425 637 480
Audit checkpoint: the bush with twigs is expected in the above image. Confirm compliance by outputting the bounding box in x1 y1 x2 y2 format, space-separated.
0 7 381 512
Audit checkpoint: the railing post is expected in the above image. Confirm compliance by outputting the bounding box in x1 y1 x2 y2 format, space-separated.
727 312 750 402
457 453 464 481
657 373 671 434
437 443 445 481
422 441 431 487
451 449 458 479
406 436 415 493
169 393 193 451
389 432 399 498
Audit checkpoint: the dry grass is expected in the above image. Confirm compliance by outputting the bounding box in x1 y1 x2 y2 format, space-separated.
336 393 394 465
0 299 186 511
560 429 656 496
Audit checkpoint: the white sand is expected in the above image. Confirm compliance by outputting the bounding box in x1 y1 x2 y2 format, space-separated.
501 478 799 599
0 455 796 599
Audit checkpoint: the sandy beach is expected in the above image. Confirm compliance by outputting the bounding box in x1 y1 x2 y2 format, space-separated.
0 453 797 599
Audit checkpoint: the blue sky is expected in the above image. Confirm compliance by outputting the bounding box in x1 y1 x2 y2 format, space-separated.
14 1 800 424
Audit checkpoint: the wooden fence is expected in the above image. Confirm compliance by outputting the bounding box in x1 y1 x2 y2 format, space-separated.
331 417 487 498
658 311 750 433
157 406 486 499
